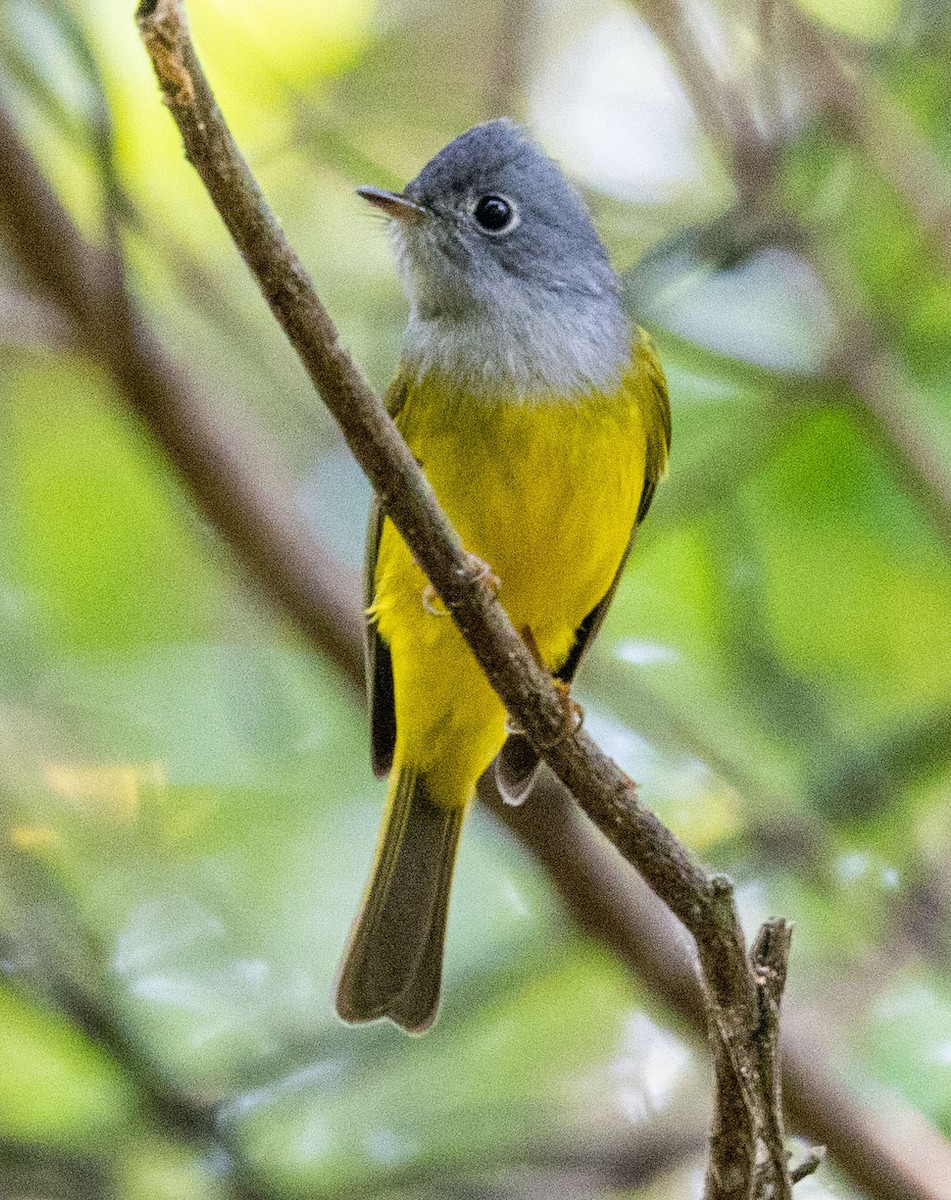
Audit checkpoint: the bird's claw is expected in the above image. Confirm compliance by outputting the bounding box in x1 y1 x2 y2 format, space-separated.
422 555 500 616
539 680 584 748
505 681 584 749
464 553 501 597
422 584 449 616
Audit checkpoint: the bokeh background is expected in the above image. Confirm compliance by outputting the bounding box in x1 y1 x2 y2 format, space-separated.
2 0 951 1196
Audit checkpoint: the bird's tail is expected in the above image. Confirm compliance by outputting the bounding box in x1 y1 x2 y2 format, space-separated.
335 764 465 1032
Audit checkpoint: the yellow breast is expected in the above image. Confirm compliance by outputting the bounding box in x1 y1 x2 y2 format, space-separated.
371 336 660 797
399 385 644 660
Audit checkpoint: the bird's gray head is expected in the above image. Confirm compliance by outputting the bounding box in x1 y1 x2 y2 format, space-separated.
358 120 629 398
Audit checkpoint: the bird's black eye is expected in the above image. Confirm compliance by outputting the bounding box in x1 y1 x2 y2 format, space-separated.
474 195 515 232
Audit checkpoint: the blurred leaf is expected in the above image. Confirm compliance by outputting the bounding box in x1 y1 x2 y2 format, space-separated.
792 0 900 40
0 986 135 1147
4 357 222 653
235 945 701 1197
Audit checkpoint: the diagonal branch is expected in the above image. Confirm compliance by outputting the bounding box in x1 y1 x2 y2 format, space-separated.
133 2 803 1196
789 9 951 275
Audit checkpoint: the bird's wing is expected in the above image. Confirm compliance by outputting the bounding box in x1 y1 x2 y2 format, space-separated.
556 328 670 684
366 371 411 776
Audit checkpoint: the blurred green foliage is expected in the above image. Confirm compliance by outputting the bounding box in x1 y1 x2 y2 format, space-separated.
2 0 951 1197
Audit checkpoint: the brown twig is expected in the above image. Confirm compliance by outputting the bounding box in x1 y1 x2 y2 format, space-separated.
749 922 793 1198
133 1 801 1195
789 11 951 274
704 921 794 1200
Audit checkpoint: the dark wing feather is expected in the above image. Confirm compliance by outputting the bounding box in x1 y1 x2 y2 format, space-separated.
367 372 411 777
496 329 671 803
557 328 670 685
367 494 396 776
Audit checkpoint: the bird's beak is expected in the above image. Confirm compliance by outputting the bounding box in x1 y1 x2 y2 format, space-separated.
357 186 428 223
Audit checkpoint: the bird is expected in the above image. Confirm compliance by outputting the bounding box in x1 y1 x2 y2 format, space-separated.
335 119 670 1032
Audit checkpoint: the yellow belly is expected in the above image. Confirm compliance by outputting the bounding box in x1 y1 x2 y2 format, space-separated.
373 371 648 803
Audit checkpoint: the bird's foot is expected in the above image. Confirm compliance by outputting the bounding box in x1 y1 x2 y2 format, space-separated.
422 554 500 617
422 584 449 616
505 713 525 736
505 681 584 748
464 553 501 597
545 680 585 746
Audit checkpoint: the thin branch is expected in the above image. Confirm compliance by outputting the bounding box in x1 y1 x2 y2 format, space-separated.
133 2 797 1196
789 10 951 274
750 922 793 1199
